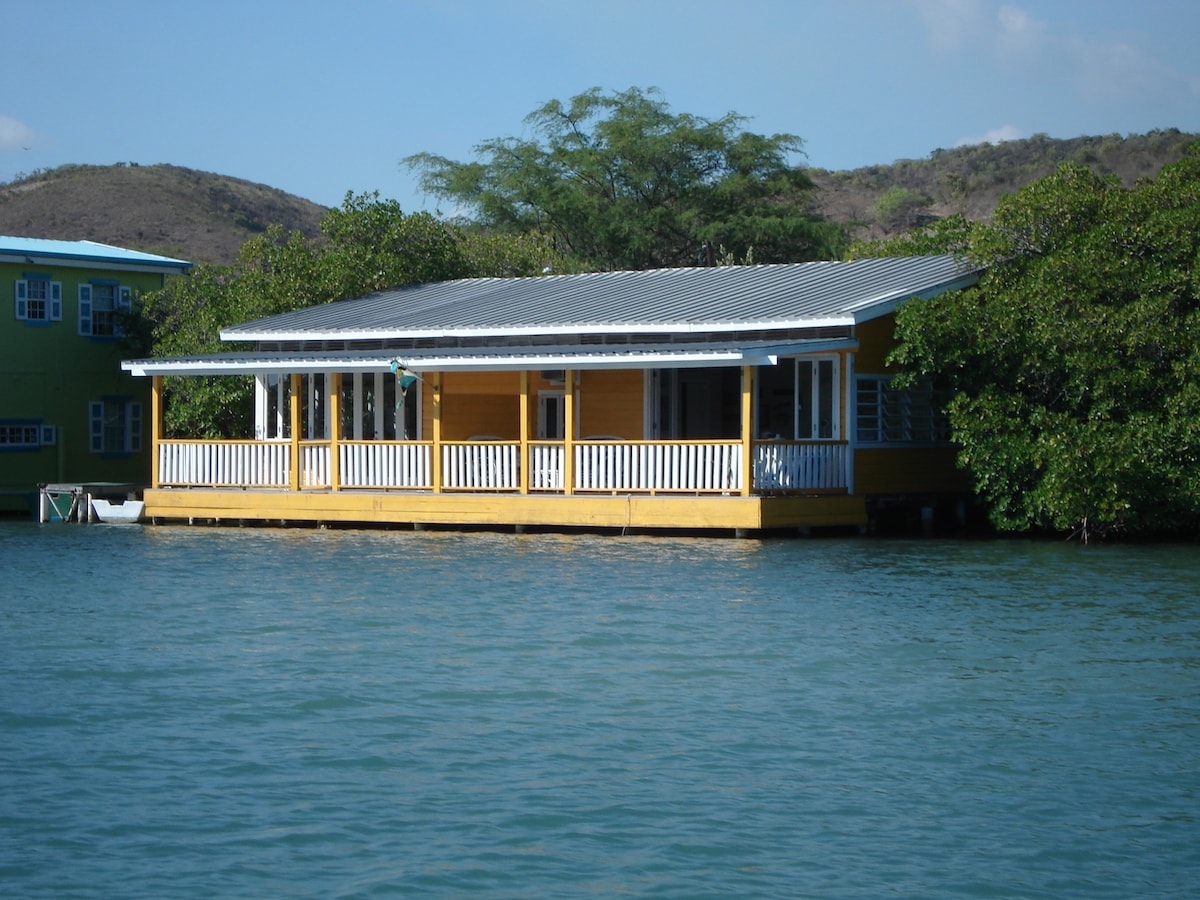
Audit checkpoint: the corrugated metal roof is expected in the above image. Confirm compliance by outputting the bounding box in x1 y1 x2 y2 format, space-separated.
222 255 980 342
0 235 191 270
122 337 859 377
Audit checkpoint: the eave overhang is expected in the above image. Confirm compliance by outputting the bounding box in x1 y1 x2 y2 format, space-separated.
219 317 858 344
845 270 982 322
121 338 858 378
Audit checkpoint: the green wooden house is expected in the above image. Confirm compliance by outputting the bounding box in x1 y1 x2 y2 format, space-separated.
1 236 191 513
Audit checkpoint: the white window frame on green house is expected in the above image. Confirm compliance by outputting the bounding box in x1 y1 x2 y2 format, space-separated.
78 281 132 337
0 419 48 450
88 398 142 456
855 375 952 445
14 276 63 323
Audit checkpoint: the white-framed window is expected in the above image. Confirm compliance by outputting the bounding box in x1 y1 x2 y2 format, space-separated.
797 356 840 440
0 420 45 449
88 398 142 455
14 277 63 323
856 376 951 444
78 282 132 337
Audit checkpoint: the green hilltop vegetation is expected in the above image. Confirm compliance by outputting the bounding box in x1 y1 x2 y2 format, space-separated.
0 129 1195 265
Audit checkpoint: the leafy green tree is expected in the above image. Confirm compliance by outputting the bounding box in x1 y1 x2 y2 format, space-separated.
853 146 1200 539
404 86 847 270
874 187 933 231
133 192 560 437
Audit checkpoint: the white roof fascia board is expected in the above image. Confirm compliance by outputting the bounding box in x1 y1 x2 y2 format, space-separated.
0 251 190 275
124 346 788 377
752 337 859 357
847 271 982 323
398 349 777 372
122 356 394 377
218 316 857 344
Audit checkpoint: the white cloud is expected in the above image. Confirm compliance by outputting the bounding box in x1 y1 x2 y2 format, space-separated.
0 114 38 150
911 1 1200 107
955 124 1025 147
909 0 987 51
991 4 1199 104
995 3 1049 61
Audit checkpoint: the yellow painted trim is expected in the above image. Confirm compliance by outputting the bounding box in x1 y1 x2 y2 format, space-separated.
519 370 530 494
289 373 301 492
740 365 754 497
141 488 867 532
329 373 341 492
150 375 162 489
431 373 443 493
563 369 575 496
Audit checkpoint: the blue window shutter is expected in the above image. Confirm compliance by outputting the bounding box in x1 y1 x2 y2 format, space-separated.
128 402 142 453
50 282 62 321
88 401 104 452
15 280 27 319
78 284 92 335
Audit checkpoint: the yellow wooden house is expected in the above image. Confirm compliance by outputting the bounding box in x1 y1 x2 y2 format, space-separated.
122 256 981 534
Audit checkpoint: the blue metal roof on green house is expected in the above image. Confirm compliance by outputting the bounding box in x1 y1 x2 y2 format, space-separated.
0 235 191 270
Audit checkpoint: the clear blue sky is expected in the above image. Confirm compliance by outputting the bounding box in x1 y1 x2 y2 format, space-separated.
3 0 1198 213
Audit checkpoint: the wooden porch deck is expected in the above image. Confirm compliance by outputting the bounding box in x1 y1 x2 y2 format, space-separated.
143 487 867 535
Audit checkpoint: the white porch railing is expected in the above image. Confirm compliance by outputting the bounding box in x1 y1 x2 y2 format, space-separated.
753 441 848 491
156 439 848 493
340 441 432 489
301 443 330 488
443 441 521 490
529 443 565 490
574 440 742 492
159 440 290 487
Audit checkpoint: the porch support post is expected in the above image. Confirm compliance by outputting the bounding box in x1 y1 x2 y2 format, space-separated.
519 370 530 494
150 375 162 489
563 369 575 495
289 373 301 492
740 365 754 497
329 372 341 492
431 373 443 493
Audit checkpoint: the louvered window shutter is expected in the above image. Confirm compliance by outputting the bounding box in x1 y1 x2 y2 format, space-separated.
128 402 142 452
88 400 104 452
78 284 93 335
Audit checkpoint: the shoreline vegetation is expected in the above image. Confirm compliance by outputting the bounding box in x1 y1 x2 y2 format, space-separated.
4 114 1198 541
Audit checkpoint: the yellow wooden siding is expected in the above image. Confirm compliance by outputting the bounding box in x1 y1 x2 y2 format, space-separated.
854 446 971 495
442 394 521 440
415 369 647 441
852 314 972 495
854 314 899 374
579 370 644 439
441 371 522 395
141 487 867 532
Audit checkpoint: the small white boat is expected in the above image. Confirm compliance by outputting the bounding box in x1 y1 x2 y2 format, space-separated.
90 498 145 524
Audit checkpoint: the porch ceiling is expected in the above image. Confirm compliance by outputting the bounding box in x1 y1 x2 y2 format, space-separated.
121 337 858 377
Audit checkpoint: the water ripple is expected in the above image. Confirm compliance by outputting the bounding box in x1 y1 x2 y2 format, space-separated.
1 525 1198 897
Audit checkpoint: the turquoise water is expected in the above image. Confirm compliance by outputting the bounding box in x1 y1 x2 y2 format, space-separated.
1 523 1198 898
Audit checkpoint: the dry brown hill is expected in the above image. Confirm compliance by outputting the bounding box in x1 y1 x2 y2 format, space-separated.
811 128 1197 242
2 130 1195 265
0 163 328 265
